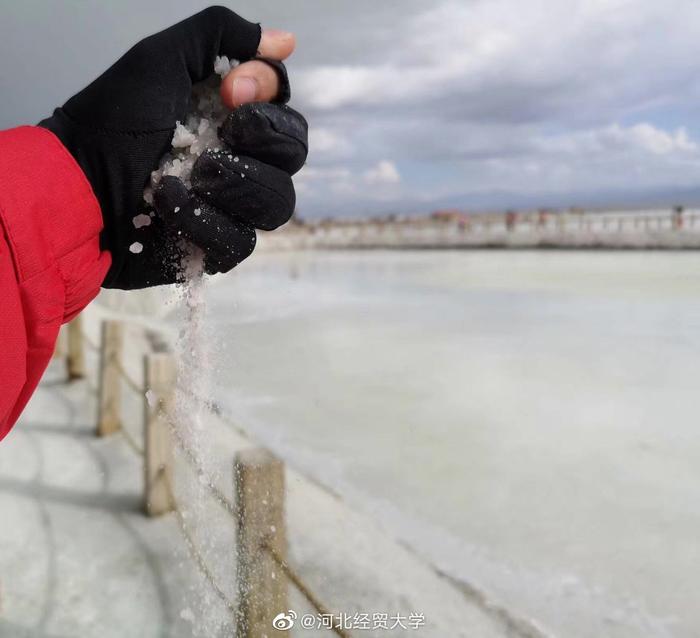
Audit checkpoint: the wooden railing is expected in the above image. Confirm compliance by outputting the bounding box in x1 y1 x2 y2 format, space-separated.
60 318 350 638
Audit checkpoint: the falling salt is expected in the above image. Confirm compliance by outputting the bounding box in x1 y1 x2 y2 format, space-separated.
145 389 156 407
180 608 195 623
143 58 238 636
129 242 143 254
174 206 180 213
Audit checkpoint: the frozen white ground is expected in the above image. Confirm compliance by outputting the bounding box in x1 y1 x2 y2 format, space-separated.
187 249 700 638
0 304 516 638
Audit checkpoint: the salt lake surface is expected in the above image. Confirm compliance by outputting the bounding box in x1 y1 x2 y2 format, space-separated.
187 249 700 638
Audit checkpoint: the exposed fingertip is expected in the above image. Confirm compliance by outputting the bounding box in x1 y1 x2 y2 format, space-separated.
231 76 258 105
220 78 235 109
259 28 296 60
221 60 283 108
263 28 294 40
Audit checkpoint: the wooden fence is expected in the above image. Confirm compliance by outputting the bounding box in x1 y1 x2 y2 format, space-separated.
62 318 350 638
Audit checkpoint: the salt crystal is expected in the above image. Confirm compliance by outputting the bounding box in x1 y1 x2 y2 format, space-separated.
171 122 196 148
129 242 143 254
213 54 238 78
132 214 151 229
174 206 180 213
194 208 202 216
145 389 156 407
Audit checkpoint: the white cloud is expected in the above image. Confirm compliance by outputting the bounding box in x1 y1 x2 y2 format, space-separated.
364 160 401 185
290 0 700 215
623 124 697 155
296 1 700 118
308 127 354 158
537 123 698 156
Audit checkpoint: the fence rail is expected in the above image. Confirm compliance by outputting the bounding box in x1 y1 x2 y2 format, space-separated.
60 316 350 638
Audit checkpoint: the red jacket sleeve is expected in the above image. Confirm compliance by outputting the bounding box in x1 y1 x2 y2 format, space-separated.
0 126 111 440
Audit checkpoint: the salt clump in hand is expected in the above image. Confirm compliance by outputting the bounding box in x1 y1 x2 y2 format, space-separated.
143 55 238 205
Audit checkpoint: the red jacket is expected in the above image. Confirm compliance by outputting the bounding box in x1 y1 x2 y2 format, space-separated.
0 126 111 440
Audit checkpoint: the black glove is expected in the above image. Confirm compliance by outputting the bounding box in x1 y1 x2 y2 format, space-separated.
154 101 307 277
39 6 307 289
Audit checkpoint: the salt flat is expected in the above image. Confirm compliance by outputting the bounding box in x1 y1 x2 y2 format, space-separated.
0 304 511 637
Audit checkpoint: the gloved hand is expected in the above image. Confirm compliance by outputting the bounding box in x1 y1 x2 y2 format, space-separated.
154 101 307 278
39 6 308 289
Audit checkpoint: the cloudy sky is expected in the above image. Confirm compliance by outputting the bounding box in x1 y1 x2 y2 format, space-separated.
3 0 700 217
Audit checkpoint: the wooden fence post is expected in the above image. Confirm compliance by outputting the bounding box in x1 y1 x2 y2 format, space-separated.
97 320 123 436
66 315 85 380
144 353 175 517
234 448 288 637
